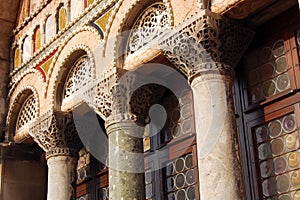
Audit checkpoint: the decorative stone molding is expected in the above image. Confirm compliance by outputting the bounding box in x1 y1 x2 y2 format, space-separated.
160 9 254 81
29 111 82 159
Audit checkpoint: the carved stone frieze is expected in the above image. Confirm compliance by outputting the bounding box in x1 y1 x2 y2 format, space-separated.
29 111 82 159
160 9 254 81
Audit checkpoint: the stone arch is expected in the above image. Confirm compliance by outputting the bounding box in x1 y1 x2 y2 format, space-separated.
103 0 173 68
46 28 101 112
6 73 43 142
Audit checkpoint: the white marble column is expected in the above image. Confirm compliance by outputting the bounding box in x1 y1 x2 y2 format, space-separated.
29 112 82 200
47 153 78 200
191 73 244 200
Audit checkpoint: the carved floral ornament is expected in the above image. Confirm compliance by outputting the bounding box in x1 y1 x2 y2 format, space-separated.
27 9 253 153
29 111 82 159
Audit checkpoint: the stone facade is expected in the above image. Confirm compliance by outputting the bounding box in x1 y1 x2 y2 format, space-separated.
0 0 299 200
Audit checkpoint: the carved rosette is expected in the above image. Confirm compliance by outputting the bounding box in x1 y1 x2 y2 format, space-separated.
160 9 254 81
29 111 83 159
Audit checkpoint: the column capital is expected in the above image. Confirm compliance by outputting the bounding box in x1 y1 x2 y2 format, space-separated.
95 67 165 126
29 111 82 159
160 9 254 81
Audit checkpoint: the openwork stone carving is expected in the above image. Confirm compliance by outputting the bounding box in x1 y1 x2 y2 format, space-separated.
16 94 38 131
29 111 82 159
160 9 254 80
64 55 94 99
94 67 165 125
127 2 171 55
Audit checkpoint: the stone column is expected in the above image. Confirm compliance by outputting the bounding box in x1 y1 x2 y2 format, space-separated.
161 9 254 200
46 149 78 200
191 72 243 199
106 117 145 200
94 69 162 200
29 111 82 200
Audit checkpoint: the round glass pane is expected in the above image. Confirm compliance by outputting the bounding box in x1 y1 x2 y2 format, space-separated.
175 158 185 172
269 120 282 138
276 74 290 91
175 173 185 188
181 104 191 119
176 189 186 200
172 124 181 138
260 160 274 178
258 143 272 160
285 132 299 150
282 115 296 133
263 80 276 97
186 170 195 185
274 156 287 174
278 194 291 200
271 138 285 156
256 126 269 143
182 119 192 134
273 40 285 57
294 190 300 200
275 56 287 73
291 170 300 189
185 154 193 169
262 178 276 197
276 174 290 193
171 109 180 122
288 152 300 168
187 186 196 199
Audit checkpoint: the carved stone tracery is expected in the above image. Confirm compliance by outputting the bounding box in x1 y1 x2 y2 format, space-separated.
29 111 82 159
16 94 37 131
127 2 171 55
64 55 94 99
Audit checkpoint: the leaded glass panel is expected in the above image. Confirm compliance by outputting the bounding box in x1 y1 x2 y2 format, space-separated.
244 39 291 104
164 153 196 200
253 113 300 199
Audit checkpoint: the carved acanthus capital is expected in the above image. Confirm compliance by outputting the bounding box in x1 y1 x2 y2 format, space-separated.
160 9 254 81
29 111 83 159
94 67 165 126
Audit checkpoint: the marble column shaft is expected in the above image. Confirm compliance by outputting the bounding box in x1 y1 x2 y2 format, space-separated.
47 155 78 200
106 119 145 200
191 73 244 200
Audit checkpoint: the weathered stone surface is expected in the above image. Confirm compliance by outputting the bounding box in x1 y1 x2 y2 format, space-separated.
192 73 244 200
47 156 77 200
106 119 145 200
